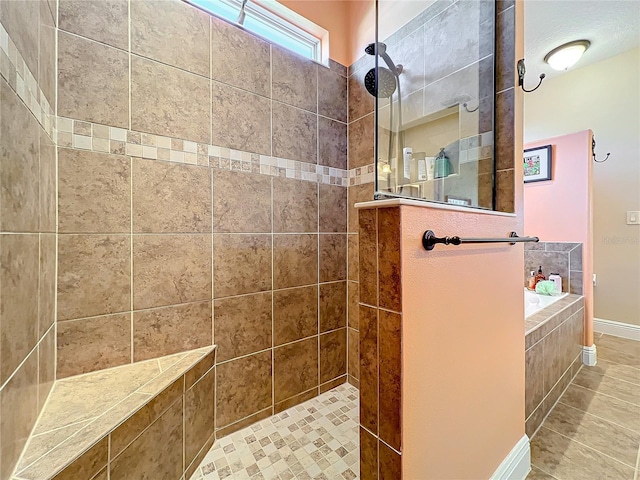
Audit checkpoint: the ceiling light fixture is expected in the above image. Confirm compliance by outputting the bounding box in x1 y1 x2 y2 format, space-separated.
544 40 591 71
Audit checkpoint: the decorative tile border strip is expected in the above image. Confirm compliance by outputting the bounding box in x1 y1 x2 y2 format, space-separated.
57 116 351 187
0 23 55 140
348 130 496 187
349 164 376 186
459 131 494 165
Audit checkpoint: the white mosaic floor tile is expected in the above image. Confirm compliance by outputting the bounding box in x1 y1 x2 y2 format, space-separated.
191 385 359 480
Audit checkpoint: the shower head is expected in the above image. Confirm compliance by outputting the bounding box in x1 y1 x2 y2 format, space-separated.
364 42 403 77
364 67 397 98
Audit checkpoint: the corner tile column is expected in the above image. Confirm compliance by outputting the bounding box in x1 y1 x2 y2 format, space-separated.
358 207 403 479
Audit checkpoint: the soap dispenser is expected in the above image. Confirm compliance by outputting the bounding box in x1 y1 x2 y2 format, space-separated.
434 148 451 179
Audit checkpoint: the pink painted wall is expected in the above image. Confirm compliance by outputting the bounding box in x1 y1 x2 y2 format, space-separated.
400 205 525 479
398 5 526 477
524 130 594 346
278 0 351 65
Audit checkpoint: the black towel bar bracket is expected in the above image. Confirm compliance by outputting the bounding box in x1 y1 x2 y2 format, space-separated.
422 231 539 251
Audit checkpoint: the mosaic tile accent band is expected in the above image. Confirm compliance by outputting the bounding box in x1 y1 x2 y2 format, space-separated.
348 165 375 187
0 22 55 140
58 116 376 188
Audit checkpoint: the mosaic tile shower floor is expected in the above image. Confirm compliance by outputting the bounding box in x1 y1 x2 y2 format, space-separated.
190 384 360 480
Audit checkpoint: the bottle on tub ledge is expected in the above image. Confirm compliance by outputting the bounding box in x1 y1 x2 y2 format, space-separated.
533 266 546 289
527 271 536 290
549 273 563 293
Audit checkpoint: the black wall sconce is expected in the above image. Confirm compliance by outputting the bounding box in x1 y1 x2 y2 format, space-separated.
592 135 611 163
517 59 545 93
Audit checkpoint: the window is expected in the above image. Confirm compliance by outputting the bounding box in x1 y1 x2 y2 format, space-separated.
187 0 329 65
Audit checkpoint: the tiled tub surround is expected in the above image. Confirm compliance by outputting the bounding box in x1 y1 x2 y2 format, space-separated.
0 1 57 478
12 347 216 480
529 333 640 479
525 295 585 439
525 242 584 295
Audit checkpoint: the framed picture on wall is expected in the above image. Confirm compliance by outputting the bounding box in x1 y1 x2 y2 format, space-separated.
524 145 552 182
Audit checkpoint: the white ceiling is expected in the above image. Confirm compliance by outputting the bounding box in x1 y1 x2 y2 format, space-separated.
524 0 640 81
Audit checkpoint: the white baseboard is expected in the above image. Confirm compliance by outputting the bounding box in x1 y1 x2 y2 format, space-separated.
490 435 531 480
594 318 640 341
583 345 597 366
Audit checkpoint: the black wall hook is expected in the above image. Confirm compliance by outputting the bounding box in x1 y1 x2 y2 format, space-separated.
517 59 545 93
462 102 479 113
592 136 611 163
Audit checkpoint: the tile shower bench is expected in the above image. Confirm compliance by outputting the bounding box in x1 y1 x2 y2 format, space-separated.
524 294 584 438
11 347 216 480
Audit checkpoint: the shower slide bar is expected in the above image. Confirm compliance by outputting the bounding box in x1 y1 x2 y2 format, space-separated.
422 231 539 251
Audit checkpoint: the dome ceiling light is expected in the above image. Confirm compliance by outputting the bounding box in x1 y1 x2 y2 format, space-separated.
544 40 591 71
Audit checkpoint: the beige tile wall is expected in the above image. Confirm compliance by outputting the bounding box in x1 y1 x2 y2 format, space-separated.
54 0 352 440
346 49 377 389
0 1 57 478
358 207 403 478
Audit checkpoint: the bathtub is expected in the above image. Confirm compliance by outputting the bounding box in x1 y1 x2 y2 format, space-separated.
525 288 568 318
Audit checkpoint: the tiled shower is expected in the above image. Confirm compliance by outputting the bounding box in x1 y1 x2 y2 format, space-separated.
1 0 357 476
52 0 352 413
0 0 518 478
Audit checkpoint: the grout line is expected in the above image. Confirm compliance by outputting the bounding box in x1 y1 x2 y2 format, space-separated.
316 177 321 390
216 328 344 368
556 383 640 434
209 15 213 146
215 169 218 356
555 401 640 438
592 356 640 376
107 433 111 479
0 321 56 392
375 208 380 459
129 159 134 364
57 299 212 325
541 425 638 469
529 464 562 480
215 406 273 436
270 175 275 412
563 382 640 409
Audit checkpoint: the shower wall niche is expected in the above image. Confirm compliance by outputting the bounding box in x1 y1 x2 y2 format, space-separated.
371 0 507 211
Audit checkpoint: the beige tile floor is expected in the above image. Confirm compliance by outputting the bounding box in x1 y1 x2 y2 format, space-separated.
190 384 359 480
188 334 639 480
529 333 640 480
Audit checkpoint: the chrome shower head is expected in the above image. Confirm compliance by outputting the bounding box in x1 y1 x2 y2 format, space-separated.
364 67 397 98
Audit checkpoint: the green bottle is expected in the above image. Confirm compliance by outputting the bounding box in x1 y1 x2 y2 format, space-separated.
434 148 451 179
